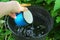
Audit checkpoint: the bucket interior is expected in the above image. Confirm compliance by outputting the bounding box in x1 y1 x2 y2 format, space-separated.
5 6 53 38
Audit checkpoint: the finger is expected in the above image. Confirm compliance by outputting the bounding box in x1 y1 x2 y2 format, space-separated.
19 7 28 12
9 13 16 19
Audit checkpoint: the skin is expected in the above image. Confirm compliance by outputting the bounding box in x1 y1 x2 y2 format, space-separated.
9 7 28 18
0 1 29 19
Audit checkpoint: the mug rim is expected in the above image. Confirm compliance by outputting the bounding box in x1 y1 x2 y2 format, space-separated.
23 10 33 24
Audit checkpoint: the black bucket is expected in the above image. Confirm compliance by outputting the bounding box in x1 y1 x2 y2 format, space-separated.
4 6 53 40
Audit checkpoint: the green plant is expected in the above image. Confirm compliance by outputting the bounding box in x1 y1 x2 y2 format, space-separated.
0 18 15 40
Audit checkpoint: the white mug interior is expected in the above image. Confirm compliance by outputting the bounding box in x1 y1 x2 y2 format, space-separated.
23 10 33 24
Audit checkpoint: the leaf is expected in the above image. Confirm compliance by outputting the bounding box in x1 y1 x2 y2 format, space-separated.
8 36 14 40
5 29 12 35
35 0 43 3
0 29 2 32
45 0 54 4
23 0 27 2
26 0 31 1
0 20 5 24
54 30 60 40
54 0 60 11
51 10 57 17
24 0 31 2
8 35 15 40
56 16 60 23
1 0 9 2
17 0 22 3
0 36 5 40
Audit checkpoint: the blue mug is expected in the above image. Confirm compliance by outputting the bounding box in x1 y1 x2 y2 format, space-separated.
14 10 33 27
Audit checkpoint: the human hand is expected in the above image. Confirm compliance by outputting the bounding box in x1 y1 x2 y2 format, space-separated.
7 1 28 18
0 1 29 18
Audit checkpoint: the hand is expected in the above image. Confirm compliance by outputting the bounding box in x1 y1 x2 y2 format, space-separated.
7 1 28 18
0 1 30 18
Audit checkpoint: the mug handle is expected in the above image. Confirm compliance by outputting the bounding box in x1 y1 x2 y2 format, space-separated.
20 4 31 7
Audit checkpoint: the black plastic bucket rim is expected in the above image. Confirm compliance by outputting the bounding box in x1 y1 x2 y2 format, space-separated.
4 6 53 39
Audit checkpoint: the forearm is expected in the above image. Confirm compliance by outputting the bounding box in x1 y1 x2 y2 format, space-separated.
0 2 9 18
